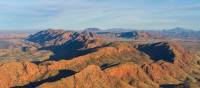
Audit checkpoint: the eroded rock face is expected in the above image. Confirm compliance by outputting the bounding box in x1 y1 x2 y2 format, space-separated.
0 62 42 88
0 41 199 88
141 62 187 84
38 64 159 88
104 63 159 88
74 65 112 88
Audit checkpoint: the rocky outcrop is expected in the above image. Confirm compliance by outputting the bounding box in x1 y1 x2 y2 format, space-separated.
26 29 95 47
26 29 105 60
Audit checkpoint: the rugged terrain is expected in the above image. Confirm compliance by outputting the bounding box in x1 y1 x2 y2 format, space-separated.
0 29 200 88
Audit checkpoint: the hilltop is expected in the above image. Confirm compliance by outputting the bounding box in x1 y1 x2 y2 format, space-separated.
0 28 199 88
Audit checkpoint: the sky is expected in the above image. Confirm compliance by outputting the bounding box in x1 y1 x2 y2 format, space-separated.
0 0 199 30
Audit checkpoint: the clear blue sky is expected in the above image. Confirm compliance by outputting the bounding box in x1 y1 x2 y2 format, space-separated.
0 0 199 30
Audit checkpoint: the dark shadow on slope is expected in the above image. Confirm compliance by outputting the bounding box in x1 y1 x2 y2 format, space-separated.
13 70 76 88
32 61 43 65
101 63 120 70
160 84 179 88
137 42 175 63
39 40 93 61
160 83 188 88
38 40 110 61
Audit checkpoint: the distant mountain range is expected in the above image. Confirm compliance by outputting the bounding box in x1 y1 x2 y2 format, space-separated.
84 27 200 40
156 27 200 39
